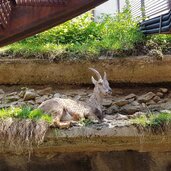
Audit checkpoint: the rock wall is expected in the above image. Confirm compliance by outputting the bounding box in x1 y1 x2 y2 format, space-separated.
0 56 171 85
1 125 171 171
1 56 171 170
1 151 171 171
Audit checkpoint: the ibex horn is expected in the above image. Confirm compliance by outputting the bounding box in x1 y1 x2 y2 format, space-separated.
89 68 102 80
103 72 107 80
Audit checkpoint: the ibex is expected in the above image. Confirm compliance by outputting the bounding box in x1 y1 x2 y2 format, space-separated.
38 68 112 128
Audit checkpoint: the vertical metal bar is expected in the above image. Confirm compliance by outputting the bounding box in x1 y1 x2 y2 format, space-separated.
159 15 162 33
169 0 171 9
91 9 95 21
141 0 145 18
117 0 120 13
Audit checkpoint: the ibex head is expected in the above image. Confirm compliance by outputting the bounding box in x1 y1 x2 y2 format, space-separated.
89 68 112 96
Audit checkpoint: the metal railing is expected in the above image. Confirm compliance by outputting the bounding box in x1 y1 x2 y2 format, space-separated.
117 0 171 34
140 9 171 34
118 0 170 19
15 0 68 6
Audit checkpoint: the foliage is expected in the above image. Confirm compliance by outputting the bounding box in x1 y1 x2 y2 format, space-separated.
0 107 21 119
98 4 144 51
131 112 171 129
16 106 32 119
1 3 170 59
131 114 150 127
39 12 101 45
150 34 171 45
0 5 145 59
79 118 93 126
147 34 171 53
149 112 171 127
0 106 52 123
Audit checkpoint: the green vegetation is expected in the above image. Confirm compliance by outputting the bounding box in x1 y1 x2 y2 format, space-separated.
0 4 144 59
148 34 171 53
0 3 170 59
131 112 171 129
79 118 93 126
0 106 52 123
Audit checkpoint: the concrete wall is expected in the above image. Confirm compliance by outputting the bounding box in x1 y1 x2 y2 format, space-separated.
94 0 119 21
1 126 171 171
0 56 171 85
1 151 171 171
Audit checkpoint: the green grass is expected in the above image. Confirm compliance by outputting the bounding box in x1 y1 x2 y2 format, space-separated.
0 106 52 124
131 112 171 129
1 3 171 59
0 5 145 59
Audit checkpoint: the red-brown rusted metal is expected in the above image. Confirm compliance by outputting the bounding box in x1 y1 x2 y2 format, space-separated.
0 0 107 47
15 0 68 6
0 0 13 29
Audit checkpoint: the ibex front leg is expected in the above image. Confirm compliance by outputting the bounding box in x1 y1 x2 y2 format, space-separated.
51 108 71 129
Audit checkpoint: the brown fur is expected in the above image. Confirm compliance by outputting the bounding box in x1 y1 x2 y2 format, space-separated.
38 68 112 128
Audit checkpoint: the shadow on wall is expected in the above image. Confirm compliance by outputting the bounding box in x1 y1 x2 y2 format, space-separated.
0 151 162 171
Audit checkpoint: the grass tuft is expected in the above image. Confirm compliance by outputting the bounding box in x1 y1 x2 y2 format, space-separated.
131 112 171 131
0 106 52 124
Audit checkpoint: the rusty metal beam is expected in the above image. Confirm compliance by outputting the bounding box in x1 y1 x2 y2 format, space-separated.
15 0 68 6
0 0 107 47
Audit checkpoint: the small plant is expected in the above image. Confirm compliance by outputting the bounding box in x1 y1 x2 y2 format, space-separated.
29 108 52 123
149 113 171 128
0 107 21 119
29 108 44 120
0 106 52 124
99 4 144 51
131 115 150 127
131 112 171 131
16 106 33 119
147 35 171 54
41 114 52 124
79 118 93 126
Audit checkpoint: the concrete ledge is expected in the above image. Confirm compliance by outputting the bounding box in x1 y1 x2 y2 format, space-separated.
1 126 171 171
0 55 171 85
1 126 171 154
39 126 171 153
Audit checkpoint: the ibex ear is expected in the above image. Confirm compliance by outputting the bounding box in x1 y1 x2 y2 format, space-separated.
91 76 97 85
103 72 107 81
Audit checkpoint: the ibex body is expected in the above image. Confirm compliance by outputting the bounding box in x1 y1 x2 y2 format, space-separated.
38 68 112 128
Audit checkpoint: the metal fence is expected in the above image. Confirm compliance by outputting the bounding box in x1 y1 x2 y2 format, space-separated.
118 0 171 19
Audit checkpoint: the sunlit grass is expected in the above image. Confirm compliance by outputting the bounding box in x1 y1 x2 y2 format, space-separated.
131 112 171 128
0 106 52 124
